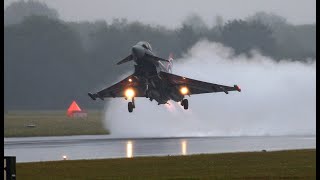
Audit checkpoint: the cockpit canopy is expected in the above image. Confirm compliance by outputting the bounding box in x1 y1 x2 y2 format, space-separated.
137 41 152 51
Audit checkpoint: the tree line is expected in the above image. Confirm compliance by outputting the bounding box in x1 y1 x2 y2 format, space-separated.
4 1 316 110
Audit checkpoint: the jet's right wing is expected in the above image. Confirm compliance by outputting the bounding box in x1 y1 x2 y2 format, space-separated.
88 74 146 100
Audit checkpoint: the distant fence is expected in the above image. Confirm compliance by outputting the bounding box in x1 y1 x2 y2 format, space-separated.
4 156 16 180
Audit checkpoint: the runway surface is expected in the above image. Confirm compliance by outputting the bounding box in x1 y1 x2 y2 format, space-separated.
4 135 315 162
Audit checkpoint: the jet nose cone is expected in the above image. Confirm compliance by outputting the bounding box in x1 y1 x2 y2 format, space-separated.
132 45 138 53
132 45 144 58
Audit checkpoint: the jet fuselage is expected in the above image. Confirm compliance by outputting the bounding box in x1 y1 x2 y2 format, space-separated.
131 41 182 104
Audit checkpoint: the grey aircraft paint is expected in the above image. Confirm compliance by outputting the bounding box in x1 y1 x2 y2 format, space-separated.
88 41 241 112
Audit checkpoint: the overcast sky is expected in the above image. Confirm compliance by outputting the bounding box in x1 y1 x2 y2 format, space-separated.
4 0 316 28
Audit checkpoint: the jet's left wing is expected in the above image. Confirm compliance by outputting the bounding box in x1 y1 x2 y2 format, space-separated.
159 71 241 95
88 74 146 100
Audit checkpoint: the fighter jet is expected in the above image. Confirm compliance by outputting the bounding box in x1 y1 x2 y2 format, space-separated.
88 41 241 112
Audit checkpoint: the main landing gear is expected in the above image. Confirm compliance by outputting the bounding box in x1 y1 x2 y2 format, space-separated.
180 99 188 110
128 97 135 113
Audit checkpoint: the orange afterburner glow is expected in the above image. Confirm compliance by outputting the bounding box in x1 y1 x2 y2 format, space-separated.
180 86 189 95
125 88 135 98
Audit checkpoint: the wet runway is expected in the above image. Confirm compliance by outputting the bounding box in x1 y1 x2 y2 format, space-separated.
4 135 316 162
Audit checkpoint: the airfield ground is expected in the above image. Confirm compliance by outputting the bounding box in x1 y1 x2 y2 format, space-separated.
17 149 315 179
4 111 108 137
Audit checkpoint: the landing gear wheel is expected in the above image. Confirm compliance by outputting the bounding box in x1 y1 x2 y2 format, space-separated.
128 102 134 112
182 99 188 110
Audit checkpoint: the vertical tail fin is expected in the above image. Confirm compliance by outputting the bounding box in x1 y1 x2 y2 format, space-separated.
167 53 173 73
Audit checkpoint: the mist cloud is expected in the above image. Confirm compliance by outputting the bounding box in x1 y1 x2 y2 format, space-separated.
103 40 315 137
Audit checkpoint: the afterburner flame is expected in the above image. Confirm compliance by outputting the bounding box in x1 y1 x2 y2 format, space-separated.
180 86 189 95
125 88 135 98
164 103 176 112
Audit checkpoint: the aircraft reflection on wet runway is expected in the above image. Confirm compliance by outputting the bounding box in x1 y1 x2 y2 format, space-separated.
126 141 133 158
126 139 188 158
4 135 315 162
181 140 187 155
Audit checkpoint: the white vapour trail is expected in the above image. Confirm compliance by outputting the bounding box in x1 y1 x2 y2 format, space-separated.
103 40 316 138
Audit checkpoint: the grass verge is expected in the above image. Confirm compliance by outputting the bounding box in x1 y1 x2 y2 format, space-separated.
4 110 108 137
17 149 315 180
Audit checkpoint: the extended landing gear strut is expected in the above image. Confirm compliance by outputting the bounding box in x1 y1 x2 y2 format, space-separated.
180 99 189 110
128 97 135 113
